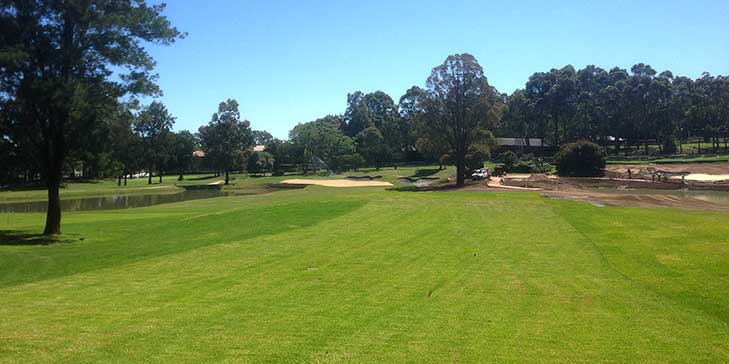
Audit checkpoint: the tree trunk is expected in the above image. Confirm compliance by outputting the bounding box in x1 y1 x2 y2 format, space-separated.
117 174 122 186
455 148 466 187
178 168 183 181
124 173 128 186
148 165 152 184
159 171 162 184
44 177 62 235
225 169 230 185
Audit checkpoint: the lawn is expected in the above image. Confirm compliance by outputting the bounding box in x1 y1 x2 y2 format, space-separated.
0 187 728 363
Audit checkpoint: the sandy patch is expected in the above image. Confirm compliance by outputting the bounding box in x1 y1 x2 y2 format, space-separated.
280 179 393 188
207 180 225 185
676 173 729 182
143 185 176 190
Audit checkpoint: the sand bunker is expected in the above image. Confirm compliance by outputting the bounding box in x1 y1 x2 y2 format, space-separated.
675 173 729 182
280 179 393 188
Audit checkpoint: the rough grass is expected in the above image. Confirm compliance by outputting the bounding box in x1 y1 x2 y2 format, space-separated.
1 187 728 363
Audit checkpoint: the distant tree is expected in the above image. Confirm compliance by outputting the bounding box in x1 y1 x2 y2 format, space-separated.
264 138 298 174
500 90 535 153
134 102 175 184
168 131 196 181
0 1 182 234
198 99 253 184
343 91 373 137
110 105 143 186
252 130 274 146
420 54 503 186
247 151 274 176
289 117 355 171
355 126 388 169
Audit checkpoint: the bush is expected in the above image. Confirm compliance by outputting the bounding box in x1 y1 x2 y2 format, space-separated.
510 159 552 173
498 151 519 170
555 140 606 177
495 151 552 174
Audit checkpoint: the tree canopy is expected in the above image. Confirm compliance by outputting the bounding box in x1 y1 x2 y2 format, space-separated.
0 0 183 234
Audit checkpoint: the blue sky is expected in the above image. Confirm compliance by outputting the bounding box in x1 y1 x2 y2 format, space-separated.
146 0 729 138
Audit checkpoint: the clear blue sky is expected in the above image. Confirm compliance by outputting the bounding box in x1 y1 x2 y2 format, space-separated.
146 0 729 139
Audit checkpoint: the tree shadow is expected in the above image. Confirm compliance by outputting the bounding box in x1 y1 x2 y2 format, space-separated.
410 168 441 177
185 175 218 181
0 230 77 246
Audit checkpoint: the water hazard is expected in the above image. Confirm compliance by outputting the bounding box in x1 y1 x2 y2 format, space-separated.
0 190 231 213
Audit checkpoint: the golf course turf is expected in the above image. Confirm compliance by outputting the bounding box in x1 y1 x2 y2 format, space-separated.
1 186 728 363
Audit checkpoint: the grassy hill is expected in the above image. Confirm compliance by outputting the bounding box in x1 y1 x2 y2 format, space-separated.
1 187 728 363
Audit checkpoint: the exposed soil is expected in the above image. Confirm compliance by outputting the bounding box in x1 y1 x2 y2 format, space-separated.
607 163 729 180
460 172 729 212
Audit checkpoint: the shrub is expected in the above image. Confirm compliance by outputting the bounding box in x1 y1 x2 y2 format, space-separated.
555 140 606 177
510 159 552 173
498 151 519 170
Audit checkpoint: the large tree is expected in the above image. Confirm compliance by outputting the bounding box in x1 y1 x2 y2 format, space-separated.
421 53 503 186
198 99 253 185
134 101 175 184
289 116 355 171
0 1 181 234
168 130 196 181
110 104 143 186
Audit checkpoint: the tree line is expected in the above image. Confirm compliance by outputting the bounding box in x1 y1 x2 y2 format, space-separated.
2 2 729 235
500 64 729 154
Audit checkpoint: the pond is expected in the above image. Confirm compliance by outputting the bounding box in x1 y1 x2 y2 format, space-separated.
0 190 232 213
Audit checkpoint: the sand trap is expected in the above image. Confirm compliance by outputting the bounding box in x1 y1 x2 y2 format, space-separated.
673 173 729 182
207 180 225 185
281 179 393 188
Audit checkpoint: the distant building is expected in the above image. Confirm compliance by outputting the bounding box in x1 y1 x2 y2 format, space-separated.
253 145 266 152
495 138 551 147
193 150 206 158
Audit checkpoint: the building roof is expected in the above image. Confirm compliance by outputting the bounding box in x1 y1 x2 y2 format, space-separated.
253 145 266 152
496 138 551 147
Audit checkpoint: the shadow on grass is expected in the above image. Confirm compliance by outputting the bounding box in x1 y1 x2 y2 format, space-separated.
0 230 77 246
410 168 442 178
185 175 218 181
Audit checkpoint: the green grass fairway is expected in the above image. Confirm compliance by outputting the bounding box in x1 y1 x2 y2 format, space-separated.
1 187 728 363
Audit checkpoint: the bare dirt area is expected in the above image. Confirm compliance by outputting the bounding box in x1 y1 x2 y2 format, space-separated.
280 179 393 188
607 162 729 175
540 189 729 212
461 173 729 212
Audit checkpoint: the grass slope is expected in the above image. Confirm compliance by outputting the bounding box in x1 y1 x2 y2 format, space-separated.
0 188 728 363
